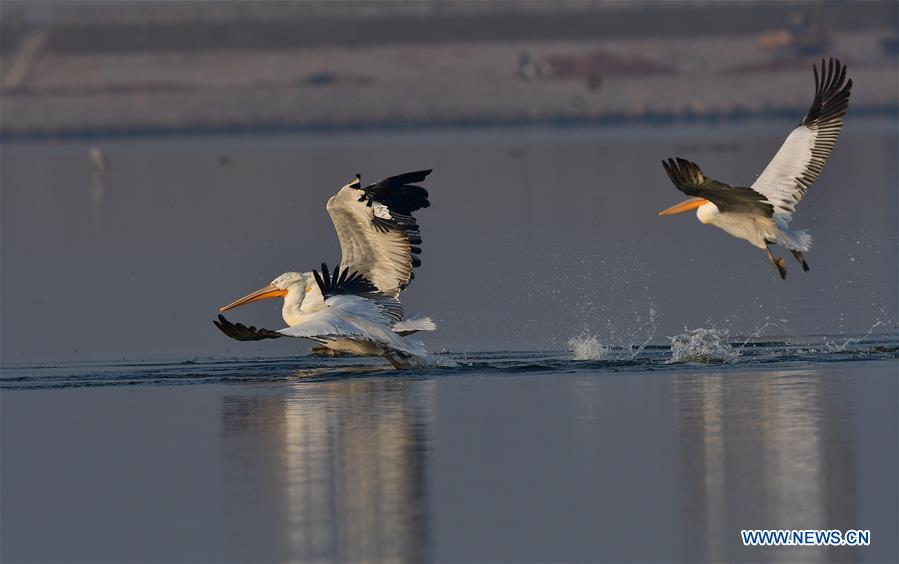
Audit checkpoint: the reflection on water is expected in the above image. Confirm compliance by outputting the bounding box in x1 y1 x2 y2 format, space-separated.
212 366 892 563
0 363 895 563
674 369 861 563
221 379 433 562
209 368 889 562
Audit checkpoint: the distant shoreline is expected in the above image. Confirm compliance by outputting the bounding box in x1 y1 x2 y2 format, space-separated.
3 104 896 143
5 2 894 54
3 1 895 142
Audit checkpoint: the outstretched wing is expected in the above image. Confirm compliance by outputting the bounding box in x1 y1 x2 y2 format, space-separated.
662 158 774 216
751 58 852 225
326 170 431 297
213 315 283 341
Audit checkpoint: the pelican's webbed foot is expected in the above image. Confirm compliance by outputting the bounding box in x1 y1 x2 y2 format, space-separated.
791 250 810 272
766 246 787 280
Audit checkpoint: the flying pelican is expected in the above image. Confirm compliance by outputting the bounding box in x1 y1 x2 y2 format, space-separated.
214 170 435 368
658 58 852 279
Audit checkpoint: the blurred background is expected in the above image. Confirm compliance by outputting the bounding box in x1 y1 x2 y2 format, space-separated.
2 0 897 362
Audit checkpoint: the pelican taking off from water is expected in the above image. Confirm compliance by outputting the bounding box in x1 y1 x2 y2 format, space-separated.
214 170 435 368
658 58 852 279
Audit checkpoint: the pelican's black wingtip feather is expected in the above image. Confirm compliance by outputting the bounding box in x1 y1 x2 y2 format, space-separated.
389 169 432 184
312 268 325 293
214 314 282 341
313 260 380 298
804 58 852 126
818 57 845 95
359 170 432 214
662 158 681 184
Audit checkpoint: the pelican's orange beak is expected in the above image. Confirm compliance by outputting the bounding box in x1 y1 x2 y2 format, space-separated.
658 197 708 216
219 284 288 312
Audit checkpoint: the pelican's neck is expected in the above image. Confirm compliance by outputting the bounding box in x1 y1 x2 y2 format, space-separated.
281 285 307 326
696 201 719 225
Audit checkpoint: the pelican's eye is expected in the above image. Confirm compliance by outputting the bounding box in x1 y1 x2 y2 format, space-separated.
305 286 312 293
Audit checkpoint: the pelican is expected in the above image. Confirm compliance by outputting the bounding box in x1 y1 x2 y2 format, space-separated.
214 170 435 368
658 58 852 279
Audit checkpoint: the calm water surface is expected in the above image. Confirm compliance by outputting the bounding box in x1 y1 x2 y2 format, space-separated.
2 338 897 563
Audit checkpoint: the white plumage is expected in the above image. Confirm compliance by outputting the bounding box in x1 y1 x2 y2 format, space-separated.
278 295 427 358
752 127 817 225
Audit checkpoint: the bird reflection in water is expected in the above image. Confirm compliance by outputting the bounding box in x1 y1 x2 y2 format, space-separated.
673 370 859 563
288 363 402 381
221 378 433 562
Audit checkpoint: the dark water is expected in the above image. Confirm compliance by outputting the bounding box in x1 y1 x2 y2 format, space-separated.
2 336 897 563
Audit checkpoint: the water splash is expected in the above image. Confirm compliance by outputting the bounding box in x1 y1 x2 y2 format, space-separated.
735 319 778 353
568 334 611 361
668 327 739 364
825 320 887 353
568 302 657 361
419 354 464 368
629 302 657 359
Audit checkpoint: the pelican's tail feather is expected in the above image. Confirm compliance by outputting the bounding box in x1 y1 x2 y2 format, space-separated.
777 228 812 252
394 315 437 335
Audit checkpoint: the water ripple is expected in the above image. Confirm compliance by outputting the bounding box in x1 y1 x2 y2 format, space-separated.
2 334 896 390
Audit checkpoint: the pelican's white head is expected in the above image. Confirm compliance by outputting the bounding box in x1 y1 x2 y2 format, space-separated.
219 271 314 313
270 272 308 292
